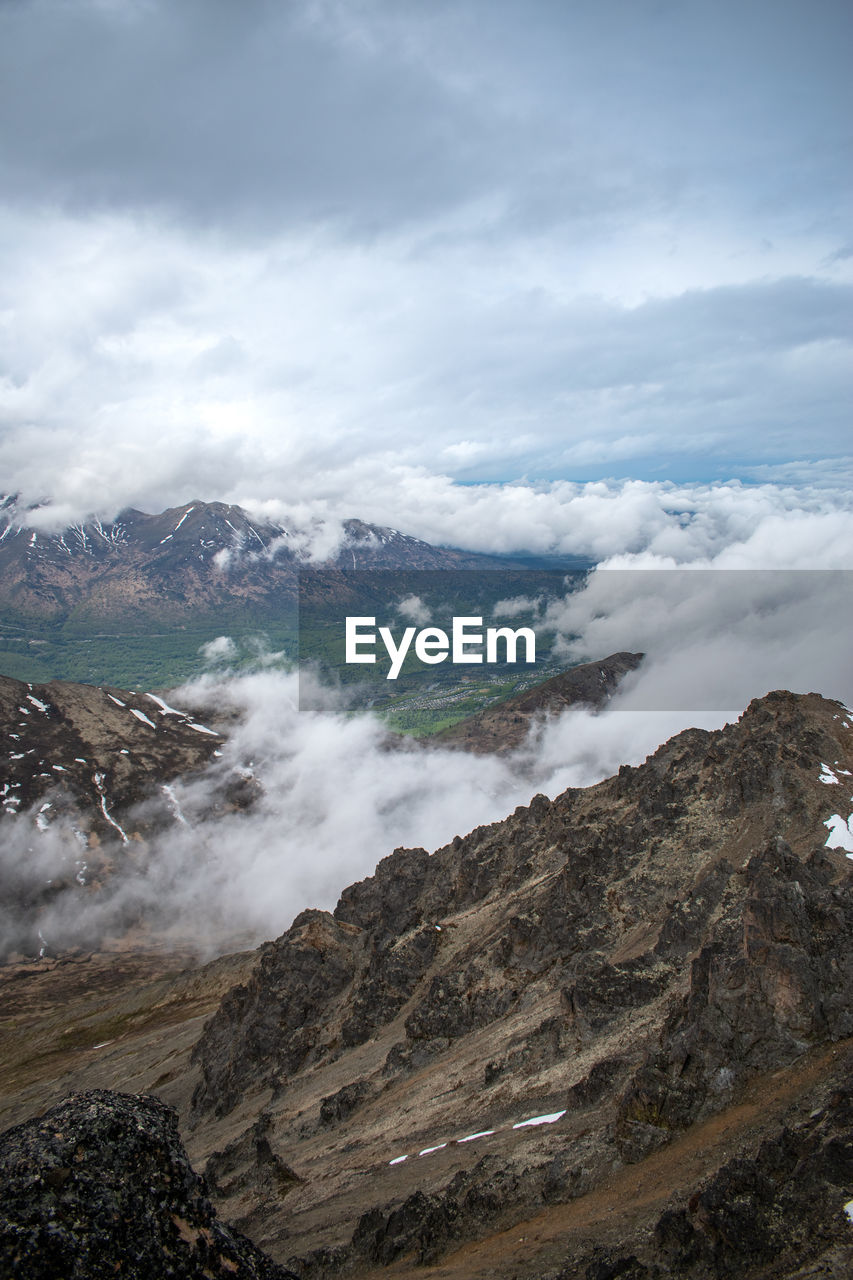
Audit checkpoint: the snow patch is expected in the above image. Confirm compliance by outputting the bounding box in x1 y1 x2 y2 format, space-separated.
93 771 129 843
146 693 183 717
130 708 157 729
457 1130 495 1143
824 812 853 854
388 1154 408 1166
162 784 189 826
819 764 840 784
512 1110 566 1129
173 506 194 533
107 695 125 707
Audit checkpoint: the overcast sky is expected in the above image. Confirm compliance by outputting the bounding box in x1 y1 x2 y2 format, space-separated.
1 0 851 551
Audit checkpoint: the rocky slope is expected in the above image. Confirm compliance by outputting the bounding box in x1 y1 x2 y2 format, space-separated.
0 672 223 831
434 651 644 753
180 689 853 1275
0 672 230 957
1 690 852 1277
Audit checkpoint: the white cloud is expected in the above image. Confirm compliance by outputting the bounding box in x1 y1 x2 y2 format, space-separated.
0 668 730 955
544 568 853 711
0 206 849 526
200 635 237 664
396 594 431 625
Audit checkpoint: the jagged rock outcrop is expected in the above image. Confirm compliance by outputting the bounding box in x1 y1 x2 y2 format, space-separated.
185 690 853 1275
191 910 364 1118
0 1090 299 1279
568 1076 853 1279
616 837 853 1160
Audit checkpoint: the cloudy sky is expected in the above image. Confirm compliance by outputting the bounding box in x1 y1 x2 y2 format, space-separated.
0 0 851 552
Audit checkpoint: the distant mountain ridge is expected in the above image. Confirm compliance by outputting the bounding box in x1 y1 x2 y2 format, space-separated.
435 650 644 752
0 497 509 625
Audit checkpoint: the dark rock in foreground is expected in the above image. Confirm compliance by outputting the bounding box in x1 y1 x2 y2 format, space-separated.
0 1090 299 1279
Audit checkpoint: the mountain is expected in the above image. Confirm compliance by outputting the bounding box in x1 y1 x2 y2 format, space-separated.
0 672 232 957
0 497 538 689
434 650 644 753
0 498 510 627
0 672 223 831
1 689 852 1277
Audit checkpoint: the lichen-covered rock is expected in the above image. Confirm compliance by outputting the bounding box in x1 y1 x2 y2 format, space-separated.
0 1090 299 1279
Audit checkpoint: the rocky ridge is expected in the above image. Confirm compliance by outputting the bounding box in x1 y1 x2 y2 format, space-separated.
434 650 644 753
180 690 853 1275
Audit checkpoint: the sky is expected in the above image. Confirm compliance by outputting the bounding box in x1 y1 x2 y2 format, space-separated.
2 0 852 953
0 0 851 552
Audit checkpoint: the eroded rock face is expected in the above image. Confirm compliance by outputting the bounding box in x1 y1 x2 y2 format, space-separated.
615 837 853 1160
191 910 365 1118
180 691 853 1276
192 692 853 1136
573 1080 853 1279
0 1090 298 1279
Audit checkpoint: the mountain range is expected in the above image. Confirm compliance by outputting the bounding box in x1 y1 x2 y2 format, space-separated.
0 498 512 627
0 497 565 691
2 684 852 1277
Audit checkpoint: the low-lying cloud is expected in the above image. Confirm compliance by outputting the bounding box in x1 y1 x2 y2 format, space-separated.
0 667 732 958
7 564 851 958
